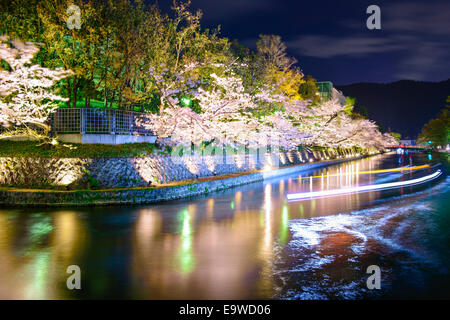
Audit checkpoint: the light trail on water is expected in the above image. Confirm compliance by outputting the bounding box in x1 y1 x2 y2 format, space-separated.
291 164 430 180
287 169 442 202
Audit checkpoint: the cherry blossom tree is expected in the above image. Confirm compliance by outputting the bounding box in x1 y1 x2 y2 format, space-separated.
146 70 312 150
145 72 265 147
0 36 72 142
295 97 348 146
293 89 394 150
144 57 392 153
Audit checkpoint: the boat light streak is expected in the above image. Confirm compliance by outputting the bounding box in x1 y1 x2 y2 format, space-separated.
287 170 442 201
292 164 430 180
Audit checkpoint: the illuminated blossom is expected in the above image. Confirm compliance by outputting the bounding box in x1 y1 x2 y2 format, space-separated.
0 36 72 135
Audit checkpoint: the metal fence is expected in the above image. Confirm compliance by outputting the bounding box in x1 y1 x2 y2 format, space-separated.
53 108 155 136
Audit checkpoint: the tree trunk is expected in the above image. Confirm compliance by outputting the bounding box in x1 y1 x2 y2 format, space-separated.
109 90 116 109
104 88 108 108
67 79 72 108
72 77 78 109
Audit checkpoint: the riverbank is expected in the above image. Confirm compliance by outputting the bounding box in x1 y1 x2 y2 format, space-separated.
0 141 371 189
0 154 373 206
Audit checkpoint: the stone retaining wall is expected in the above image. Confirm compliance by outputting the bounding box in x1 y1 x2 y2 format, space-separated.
0 156 367 206
0 148 362 189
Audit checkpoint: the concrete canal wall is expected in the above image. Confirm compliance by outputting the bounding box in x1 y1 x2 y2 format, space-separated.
0 148 363 189
0 150 373 206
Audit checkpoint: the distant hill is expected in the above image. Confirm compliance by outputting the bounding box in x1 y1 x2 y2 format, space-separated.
335 79 450 138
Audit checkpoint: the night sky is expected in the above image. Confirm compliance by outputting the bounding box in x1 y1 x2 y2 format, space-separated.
157 0 450 85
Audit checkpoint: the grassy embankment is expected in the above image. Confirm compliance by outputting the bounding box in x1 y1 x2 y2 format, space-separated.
0 140 156 158
0 140 368 158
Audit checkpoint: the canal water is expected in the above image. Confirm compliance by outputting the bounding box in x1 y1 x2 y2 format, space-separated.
0 153 448 299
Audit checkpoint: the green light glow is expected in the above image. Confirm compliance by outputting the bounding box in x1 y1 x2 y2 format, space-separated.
22 214 54 256
25 251 50 299
230 201 235 210
29 214 53 244
279 205 289 244
177 209 195 274
24 215 54 299
181 97 191 107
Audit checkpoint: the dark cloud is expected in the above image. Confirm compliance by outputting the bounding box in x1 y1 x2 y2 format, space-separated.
395 42 450 80
383 2 450 35
283 2 450 81
286 36 403 58
156 0 450 83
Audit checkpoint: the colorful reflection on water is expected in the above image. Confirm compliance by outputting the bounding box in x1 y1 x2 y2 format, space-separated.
0 153 448 299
